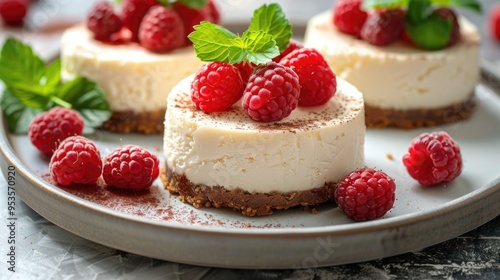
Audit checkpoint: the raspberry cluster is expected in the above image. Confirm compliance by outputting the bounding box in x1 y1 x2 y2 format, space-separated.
86 0 220 52
28 108 159 189
332 0 460 47
191 45 337 122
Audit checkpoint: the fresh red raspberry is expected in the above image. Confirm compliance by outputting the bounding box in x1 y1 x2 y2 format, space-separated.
490 4 500 41
234 61 256 84
335 168 396 221
173 2 214 45
273 39 303 62
0 0 29 26
435 8 461 46
332 0 368 37
28 107 85 156
102 145 160 190
138 6 184 52
86 2 123 40
242 62 300 122
403 131 463 186
191 62 244 112
121 0 158 42
280 48 336 106
361 8 405 46
50 136 102 186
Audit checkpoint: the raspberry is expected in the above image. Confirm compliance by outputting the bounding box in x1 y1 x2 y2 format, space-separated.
332 0 368 37
86 2 123 40
280 48 336 106
360 9 405 46
122 0 158 42
242 62 300 122
0 0 29 26
234 61 256 84
138 6 184 52
403 131 462 186
191 62 244 112
28 107 85 156
435 8 461 46
50 136 102 186
173 2 214 45
273 39 303 63
335 168 396 221
102 145 160 190
490 4 500 41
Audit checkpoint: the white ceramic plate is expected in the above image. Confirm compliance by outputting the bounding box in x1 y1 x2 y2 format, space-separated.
1 81 499 269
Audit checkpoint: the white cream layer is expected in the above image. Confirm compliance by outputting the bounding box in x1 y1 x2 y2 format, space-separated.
304 11 480 110
164 75 365 193
60 25 205 113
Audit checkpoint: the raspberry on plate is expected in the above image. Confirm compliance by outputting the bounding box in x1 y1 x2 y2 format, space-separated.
191 62 244 112
335 168 396 221
28 107 85 156
86 2 123 40
102 145 160 190
121 0 158 42
138 6 185 52
360 9 405 46
280 48 336 106
332 0 368 37
242 62 300 122
0 0 29 26
403 131 463 186
490 4 500 41
50 136 102 186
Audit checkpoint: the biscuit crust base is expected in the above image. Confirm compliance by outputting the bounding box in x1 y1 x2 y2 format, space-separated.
365 94 476 129
101 109 165 134
161 167 337 217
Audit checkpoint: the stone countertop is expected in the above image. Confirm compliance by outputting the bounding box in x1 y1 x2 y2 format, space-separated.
0 0 499 279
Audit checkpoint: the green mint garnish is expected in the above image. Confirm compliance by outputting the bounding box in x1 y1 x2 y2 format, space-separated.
0 38 111 134
248 3 292 52
188 3 291 65
177 0 209 9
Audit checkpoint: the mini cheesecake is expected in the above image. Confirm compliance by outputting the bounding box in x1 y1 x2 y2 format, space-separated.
304 11 480 129
161 75 365 216
60 25 205 134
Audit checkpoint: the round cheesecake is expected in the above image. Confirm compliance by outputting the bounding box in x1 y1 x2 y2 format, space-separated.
60 25 206 134
161 75 366 216
304 11 480 129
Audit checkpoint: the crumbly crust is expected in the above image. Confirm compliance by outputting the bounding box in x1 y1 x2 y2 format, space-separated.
161 167 337 217
102 109 165 134
365 93 476 129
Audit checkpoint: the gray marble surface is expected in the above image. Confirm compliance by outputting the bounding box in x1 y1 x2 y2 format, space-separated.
1 0 499 279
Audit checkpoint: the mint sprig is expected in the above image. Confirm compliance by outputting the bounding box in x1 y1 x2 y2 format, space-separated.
177 0 209 9
0 38 111 134
188 3 291 65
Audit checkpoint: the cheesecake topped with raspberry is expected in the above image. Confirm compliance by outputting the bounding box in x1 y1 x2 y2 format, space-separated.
304 0 481 129
161 4 366 216
61 0 220 134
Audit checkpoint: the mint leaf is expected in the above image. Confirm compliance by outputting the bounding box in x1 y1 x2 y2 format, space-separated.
54 77 111 134
363 0 408 10
240 30 279 64
1 90 42 134
177 0 209 9
189 21 242 63
0 38 111 134
248 3 292 52
405 12 452 50
407 0 434 23
448 0 481 12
